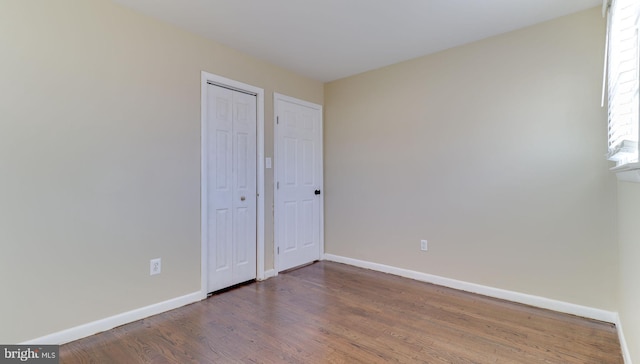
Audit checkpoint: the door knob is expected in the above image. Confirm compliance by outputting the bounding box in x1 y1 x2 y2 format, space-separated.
240 196 246 201
314 190 321 195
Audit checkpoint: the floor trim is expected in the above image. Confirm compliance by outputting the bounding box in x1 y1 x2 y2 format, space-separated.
21 291 204 345
22 257 627 360
615 313 633 364
262 269 276 280
323 254 617 323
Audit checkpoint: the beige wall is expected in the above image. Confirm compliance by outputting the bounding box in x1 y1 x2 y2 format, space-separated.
618 181 640 361
324 8 619 310
0 0 322 343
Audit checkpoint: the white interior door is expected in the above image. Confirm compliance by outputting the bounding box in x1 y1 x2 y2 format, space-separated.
275 94 323 272
207 83 257 292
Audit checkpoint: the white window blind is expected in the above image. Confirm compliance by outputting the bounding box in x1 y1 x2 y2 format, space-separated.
606 0 640 167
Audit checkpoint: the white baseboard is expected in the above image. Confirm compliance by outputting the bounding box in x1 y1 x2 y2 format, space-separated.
323 254 617 323
263 269 276 279
20 256 627 360
21 291 204 345
615 313 633 364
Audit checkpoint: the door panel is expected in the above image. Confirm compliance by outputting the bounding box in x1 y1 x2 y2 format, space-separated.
209 86 234 289
207 84 256 292
232 91 257 283
276 96 322 271
214 209 230 271
284 202 297 252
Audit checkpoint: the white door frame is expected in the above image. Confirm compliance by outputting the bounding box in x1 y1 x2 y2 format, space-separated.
201 71 265 297
273 92 324 274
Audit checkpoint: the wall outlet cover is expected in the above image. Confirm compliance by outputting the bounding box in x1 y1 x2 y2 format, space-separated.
150 258 161 275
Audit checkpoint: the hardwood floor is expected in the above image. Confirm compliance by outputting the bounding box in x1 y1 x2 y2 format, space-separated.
60 262 623 363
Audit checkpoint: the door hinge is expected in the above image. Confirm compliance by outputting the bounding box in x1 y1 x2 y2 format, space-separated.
276 116 279 125
277 247 280 254
277 181 279 189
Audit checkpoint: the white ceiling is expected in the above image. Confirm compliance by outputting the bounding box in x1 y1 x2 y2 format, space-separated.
112 0 602 82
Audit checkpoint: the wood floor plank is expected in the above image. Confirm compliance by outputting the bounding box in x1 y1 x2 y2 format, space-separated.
60 261 623 363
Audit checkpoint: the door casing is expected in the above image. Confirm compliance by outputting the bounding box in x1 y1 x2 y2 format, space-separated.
201 71 265 297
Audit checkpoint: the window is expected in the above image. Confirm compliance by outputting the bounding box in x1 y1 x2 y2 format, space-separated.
605 0 640 168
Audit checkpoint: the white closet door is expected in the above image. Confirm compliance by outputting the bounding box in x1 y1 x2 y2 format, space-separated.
207 84 256 292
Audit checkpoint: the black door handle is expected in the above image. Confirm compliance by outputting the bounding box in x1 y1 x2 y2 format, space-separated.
314 189 321 195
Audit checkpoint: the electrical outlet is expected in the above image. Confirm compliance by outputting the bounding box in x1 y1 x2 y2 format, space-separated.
150 258 161 275
420 240 428 251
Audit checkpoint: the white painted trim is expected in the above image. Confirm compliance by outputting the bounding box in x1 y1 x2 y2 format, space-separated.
273 93 324 273
615 313 633 364
21 292 203 345
612 163 640 182
256 89 265 281
615 168 640 183
201 71 266 294
323 254 618 323
262 269 277 280
318 104 325 260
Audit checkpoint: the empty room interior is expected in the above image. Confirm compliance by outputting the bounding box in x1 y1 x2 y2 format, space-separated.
2 0 640 362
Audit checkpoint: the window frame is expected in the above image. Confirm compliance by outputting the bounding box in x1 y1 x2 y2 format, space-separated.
605 0 640 180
